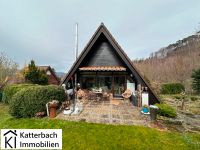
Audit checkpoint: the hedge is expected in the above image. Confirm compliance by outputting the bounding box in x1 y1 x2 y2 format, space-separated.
155 103 177 118
9 85 66 118
161 83 185 94
2 84 36 104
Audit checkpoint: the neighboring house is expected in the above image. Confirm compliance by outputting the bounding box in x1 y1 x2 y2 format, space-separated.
61 23 159 104
38 66 60 85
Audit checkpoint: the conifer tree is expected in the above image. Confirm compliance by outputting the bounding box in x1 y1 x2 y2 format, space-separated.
24 60 48 85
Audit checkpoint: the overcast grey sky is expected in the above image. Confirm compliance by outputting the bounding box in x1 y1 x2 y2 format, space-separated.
0 0 200 72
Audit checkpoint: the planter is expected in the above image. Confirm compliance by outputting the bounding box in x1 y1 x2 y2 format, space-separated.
49 101 58 118
49 103 58 108
150 105 159 120
142 107 149 113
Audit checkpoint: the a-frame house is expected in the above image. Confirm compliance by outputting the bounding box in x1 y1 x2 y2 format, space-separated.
61 23 159 105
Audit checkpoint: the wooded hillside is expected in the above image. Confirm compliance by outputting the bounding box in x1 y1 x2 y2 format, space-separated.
133 32 200 93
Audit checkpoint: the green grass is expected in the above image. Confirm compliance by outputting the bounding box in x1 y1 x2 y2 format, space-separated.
0 103 200 150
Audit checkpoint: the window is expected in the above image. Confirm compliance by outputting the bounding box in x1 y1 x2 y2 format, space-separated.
81 75 96 89
97 76 112 90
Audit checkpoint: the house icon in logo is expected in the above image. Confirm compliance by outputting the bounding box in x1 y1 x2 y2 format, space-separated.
3 130 17 149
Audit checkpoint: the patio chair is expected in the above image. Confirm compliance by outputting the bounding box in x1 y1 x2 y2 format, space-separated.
88 91 96 101
122 89 132 101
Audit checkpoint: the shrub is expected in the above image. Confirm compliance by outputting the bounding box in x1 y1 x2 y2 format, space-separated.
190 96 198 101
173 95 181 100
9 85 66 118
155 103 177 118
161 83 185 94
191 68 200 94
24 60 48 85
2 84 36 104
0 90 2 102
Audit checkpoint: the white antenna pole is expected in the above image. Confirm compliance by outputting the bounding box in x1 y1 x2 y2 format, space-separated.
73 23 78 113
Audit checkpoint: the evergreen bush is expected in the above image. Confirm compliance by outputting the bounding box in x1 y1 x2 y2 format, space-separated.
0 90 2 102
24 60 48 85
2 84 36 104
161 83 185 94
191 68 200 94
9 85 66 118
155 103 177 118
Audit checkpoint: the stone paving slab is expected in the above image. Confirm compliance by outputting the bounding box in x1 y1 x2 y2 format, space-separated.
56 100 151 126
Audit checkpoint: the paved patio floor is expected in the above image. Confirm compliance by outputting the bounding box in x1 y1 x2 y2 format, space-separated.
56 99 151 126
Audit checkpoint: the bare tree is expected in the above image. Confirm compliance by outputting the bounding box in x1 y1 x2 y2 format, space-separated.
133 39 200 93
0 52 18 89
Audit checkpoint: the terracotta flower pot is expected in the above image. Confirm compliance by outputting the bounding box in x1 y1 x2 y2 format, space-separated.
49 102 58 118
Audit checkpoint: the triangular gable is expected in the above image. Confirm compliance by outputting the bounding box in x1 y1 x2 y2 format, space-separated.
61 23 159 104
81 34 125 67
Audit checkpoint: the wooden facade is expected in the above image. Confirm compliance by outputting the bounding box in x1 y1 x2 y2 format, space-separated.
61 23 159 104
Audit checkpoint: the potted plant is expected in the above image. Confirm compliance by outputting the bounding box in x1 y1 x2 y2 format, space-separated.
142 105 149 113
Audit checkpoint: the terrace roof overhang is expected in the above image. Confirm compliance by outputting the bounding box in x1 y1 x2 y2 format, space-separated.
79 66 126 71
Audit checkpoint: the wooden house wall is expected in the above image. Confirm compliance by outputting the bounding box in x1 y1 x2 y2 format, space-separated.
81 34 125 67
46 68 60 85
48 74 60 85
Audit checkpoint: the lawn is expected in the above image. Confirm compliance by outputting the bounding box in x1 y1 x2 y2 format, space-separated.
0 102 199 150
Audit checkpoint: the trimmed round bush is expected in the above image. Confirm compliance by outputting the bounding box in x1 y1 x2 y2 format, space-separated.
161 83 185 94
9 85 66 118
2 84 36 104
155 103 177 118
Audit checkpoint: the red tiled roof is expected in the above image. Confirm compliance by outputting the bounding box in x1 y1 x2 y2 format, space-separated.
79 66 126 71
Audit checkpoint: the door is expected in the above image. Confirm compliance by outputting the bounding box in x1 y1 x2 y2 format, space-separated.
113 76 125 97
